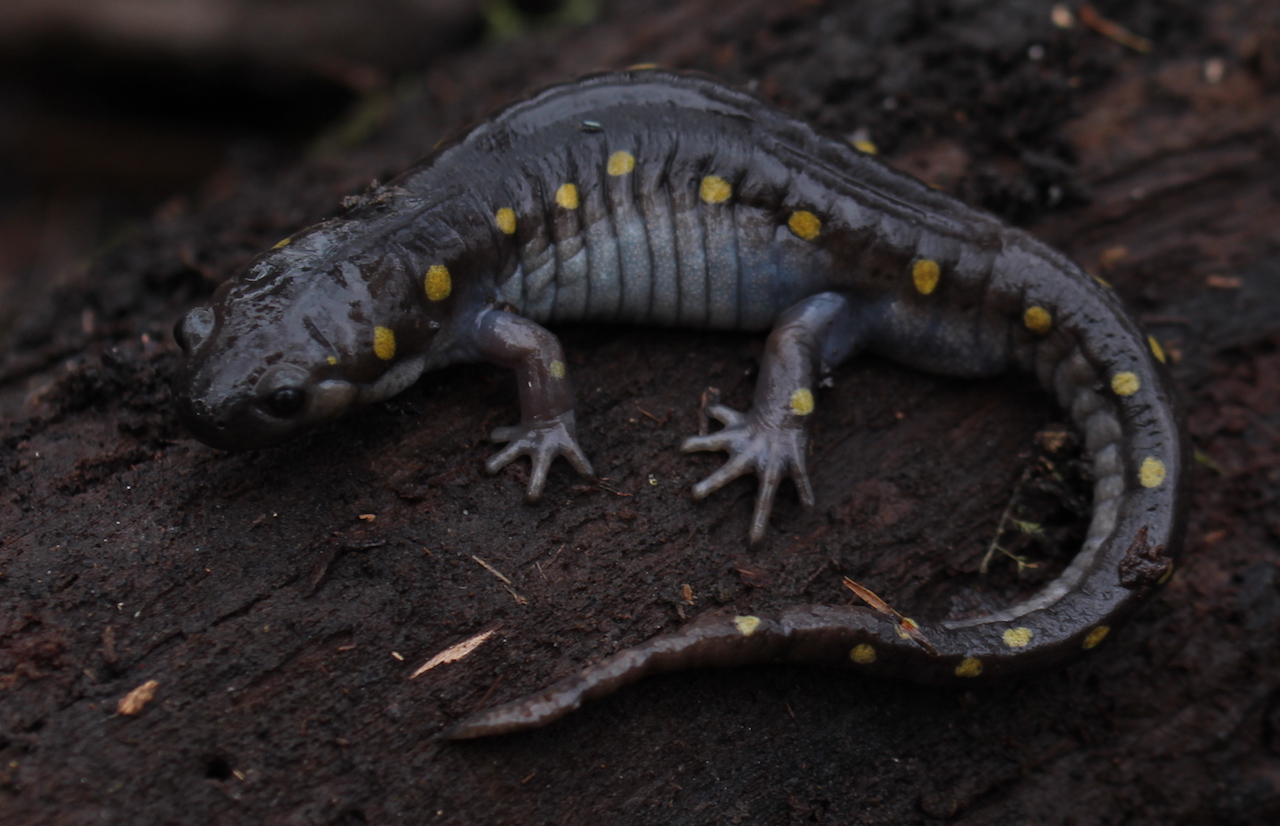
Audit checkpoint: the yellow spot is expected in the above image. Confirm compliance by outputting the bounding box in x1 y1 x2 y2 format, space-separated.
1148 335 1167 363
607 151 636 176
734 615 761 636
549 360 566 379
787 210 822 241
495 207 516 235
852 139 878 155
1140 457 1166 488
1158 564 1174 585
1092 274 1112 288
955 657 983 678
1083 625 1110 650
895 618 920 640
1024 306 1053 335
789 388 815 416
1002 627 1033 648
326 356 338 366
424 264 451 302
1111 372 1140 396
373 327 396 361
700 175 732 204
272 237 292 250
850 644 877 664
912 259 941 295
628 63 658 70
556 183 579 210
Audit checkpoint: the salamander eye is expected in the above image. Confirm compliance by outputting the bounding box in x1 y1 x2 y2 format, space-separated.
265 387 306 418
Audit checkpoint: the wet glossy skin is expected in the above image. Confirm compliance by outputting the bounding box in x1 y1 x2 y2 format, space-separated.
173 70 1189 739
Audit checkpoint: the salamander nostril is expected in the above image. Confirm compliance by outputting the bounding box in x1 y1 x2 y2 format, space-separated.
175 307 215 353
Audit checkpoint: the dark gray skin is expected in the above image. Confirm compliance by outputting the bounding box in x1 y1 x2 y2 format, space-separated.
174 70 1189 739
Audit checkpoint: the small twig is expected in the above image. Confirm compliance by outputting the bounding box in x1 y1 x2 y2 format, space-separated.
842 577 938 656
1079 4 1153 53
472 555 527 604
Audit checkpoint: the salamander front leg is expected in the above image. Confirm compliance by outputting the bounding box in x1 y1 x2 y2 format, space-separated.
681 292 864 543
470 308 594 500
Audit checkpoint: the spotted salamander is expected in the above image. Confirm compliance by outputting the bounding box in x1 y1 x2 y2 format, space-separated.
174 70 1188 740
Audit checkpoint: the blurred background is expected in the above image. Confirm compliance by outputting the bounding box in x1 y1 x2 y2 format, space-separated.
0 0 598 334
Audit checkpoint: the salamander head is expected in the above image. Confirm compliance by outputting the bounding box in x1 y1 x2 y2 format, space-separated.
173 225 434 451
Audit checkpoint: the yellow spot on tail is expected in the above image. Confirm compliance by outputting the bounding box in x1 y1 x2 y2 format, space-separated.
272 237 292 250
549 360 566 379
495 207 516 235
556 183 579 209
373 327 396 361
1140 457 1166 488
1002 627 1033 648
788 210 822 240
1024 306 1053 335
734 615 761 636
850 644 877 664
326 356 338 366
955 657 983 678
912 259 941 295
789 388 815 416
1148 335 1167 363
1111 372 1140 396
700 175 732 204
1083 625 1110 650
852 139 878 154
424 264 451 301
607 151 636 176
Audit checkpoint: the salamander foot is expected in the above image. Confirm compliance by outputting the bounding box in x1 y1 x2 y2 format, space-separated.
487 411 594 501
681 403 815 544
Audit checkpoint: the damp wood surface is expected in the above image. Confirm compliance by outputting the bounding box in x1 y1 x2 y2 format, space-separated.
3 1 1280 823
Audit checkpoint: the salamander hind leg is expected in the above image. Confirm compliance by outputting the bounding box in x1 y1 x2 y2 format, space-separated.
470 308 595 500
681 292 868 544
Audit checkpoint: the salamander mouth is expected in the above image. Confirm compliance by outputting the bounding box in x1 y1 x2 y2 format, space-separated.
176 372 359 451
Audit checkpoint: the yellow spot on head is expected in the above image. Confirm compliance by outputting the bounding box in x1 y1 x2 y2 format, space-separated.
700 175 732 204
1148 335 1167 363
549 360 566 380
789 388 815 416
733 615 761 636
955 657 983 678
272 237 292 250
1083 625 1110 650
1024 306 1053 335
850 644 877 664
1002 627 1033 648
607 151 636 176
424 264 452 302
788 210 822 240
1140 456 1166 488
373 327 396 361
1111 372 1140 396
912 259 941 295
556 183 579 210
495 207 516 235
326 356 338 366
852 139 878 155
